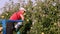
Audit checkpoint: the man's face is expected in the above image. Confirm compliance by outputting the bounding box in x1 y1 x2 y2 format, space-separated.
22 10 25 14
23 11 26 16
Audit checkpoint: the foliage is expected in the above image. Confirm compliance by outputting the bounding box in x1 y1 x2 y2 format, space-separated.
0 0 60 34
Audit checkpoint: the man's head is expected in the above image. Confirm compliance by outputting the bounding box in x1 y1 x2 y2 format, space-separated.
19 7 26 14
19 7 26 11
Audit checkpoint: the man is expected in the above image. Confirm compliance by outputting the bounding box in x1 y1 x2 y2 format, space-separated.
6 7 26 34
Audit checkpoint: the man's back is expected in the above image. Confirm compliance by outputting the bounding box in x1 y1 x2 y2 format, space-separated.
9 10 23 20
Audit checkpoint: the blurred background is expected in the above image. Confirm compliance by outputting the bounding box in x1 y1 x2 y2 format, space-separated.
0 0 60 34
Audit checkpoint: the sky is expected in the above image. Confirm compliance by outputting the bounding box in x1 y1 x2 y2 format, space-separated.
0 0 9 8
0 0 20 15
0 0 20 8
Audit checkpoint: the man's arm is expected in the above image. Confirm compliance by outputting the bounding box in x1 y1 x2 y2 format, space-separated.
20 14 24 21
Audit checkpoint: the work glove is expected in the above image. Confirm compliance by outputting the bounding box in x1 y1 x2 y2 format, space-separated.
15 22 23 29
